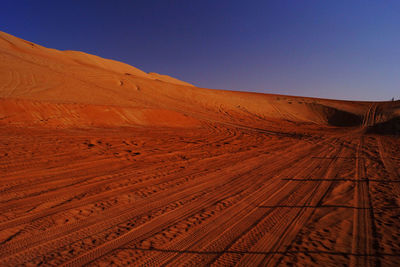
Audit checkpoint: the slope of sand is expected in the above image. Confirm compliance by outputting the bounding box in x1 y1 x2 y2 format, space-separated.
0 31 399 266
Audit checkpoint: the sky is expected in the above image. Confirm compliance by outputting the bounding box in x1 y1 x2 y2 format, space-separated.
1 0 399 101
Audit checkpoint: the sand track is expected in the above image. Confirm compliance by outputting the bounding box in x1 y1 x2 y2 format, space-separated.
0 125 398 266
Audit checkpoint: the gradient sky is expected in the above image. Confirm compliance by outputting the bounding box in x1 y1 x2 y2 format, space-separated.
1 1 399 101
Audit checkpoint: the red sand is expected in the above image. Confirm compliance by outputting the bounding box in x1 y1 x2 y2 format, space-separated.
0 31 399 266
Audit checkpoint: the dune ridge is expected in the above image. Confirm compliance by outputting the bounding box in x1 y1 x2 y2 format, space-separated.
1 30 399 131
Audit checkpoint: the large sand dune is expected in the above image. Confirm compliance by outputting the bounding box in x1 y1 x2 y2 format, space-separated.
0 31 399 266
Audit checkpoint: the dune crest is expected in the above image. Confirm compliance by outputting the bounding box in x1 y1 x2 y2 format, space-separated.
1 30 399 131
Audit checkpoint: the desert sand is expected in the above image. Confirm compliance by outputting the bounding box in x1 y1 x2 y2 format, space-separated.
0 31 399 266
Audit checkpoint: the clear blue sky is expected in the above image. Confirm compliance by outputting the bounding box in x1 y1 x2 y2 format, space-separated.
1 0 399 100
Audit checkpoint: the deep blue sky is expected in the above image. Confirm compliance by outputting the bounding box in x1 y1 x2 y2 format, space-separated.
1 1 399 100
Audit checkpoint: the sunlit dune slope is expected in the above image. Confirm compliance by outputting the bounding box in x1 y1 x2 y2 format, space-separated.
0 30 399 131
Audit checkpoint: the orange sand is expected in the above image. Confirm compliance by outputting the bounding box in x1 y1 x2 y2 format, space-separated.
0 31 399 266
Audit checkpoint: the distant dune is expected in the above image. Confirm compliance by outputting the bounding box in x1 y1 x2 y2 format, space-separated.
1 30 399 132
0 31 399 266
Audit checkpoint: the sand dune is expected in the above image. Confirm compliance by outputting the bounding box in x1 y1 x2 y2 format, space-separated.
0 31 399 266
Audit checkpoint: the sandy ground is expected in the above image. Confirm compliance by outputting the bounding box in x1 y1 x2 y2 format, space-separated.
0 31 400 266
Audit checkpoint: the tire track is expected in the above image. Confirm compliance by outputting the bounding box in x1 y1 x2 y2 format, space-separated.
350 136 379 267
1 143 302 265
126 139 343 266
41 139 332 266
117 143 338 266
